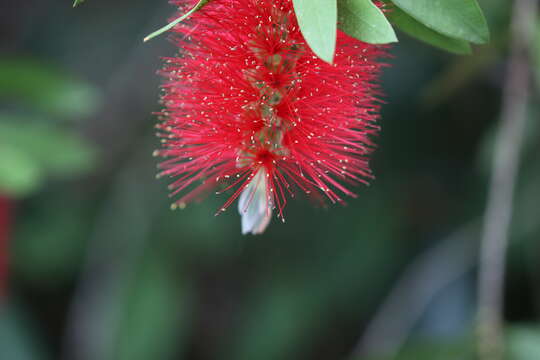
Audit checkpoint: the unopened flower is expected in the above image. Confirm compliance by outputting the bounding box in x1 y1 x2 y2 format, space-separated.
155 0 388 234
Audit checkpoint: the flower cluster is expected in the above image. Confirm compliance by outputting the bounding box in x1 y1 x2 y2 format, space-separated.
155 0 388 234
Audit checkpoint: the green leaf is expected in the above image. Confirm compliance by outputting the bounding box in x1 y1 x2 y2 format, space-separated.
0 114 95 197
292 0 337 63
72 0 85 7
0 58 101 119
338 0 398 44
391 0 490 44
388 6 471 54
143 0 210 42
0 144 42 197
0 119 96 177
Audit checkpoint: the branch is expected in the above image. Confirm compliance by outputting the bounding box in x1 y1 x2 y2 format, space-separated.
477 0 538 359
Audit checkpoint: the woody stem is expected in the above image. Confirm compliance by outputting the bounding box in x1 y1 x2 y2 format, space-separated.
477 0 538 359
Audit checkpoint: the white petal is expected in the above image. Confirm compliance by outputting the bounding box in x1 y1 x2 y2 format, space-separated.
238 169 272 235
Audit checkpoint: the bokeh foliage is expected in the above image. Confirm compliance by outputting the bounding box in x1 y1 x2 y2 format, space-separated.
1 0 539 360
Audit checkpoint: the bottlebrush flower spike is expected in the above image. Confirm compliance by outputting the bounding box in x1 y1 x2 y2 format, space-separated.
154 0 388 234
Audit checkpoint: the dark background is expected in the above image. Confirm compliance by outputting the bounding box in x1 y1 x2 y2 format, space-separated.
1 0 539 359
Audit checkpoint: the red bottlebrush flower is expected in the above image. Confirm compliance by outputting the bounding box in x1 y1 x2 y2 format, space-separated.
155 0 388 234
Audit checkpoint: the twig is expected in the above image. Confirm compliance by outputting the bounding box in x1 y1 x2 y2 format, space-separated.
477 0 538 359
143 0 210 42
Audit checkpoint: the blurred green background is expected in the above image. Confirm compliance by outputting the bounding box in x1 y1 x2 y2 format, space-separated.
1 1 540 359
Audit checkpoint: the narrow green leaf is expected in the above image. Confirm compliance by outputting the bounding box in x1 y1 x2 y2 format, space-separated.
388 7 472 54
0 118 96 178
338 0 398 44
292 0 337 63
391 0 490 44
0 58 101 119
73 0 85 7
0 144 42 197
143 0 210 42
